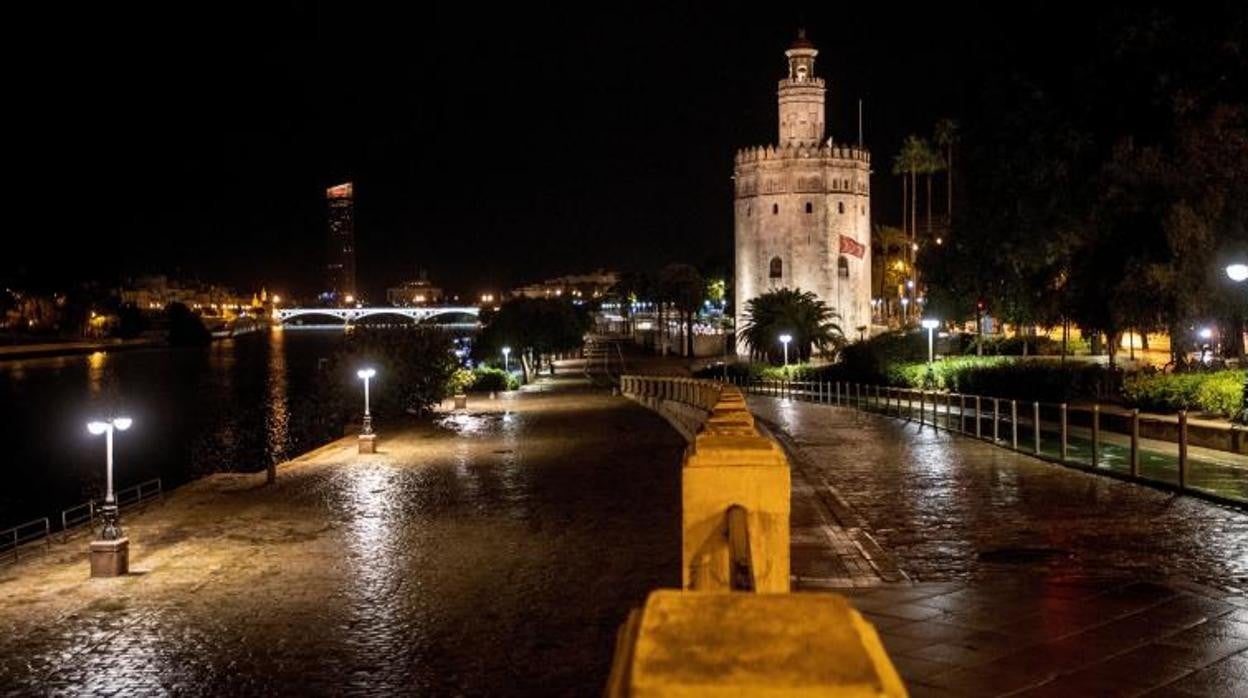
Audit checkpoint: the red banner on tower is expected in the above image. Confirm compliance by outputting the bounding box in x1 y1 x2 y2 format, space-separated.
839 234 865 259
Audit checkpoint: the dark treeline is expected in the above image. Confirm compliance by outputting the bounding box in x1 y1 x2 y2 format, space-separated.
919 3 1247 363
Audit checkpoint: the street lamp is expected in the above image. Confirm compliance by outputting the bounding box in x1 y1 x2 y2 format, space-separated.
357 368 376 435
779 334 792 369
1228 263 1247 422
921 319 940 364
502 346 511 372
87 417 132 540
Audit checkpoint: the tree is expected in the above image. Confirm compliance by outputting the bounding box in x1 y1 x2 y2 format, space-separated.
475 298 590 381
737 288 845 364
918 138 945 242
166 302 211 346
114 303 146 339
933 118 959 224
320 327 459 420
658 263 705 358
609 270 651 335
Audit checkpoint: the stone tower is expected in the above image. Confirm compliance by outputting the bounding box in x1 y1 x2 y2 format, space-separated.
734 31 872 354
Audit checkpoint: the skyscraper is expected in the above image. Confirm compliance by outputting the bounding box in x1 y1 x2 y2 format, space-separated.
325 182 357 304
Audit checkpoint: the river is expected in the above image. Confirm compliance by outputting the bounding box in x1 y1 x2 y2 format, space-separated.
0 329 348 530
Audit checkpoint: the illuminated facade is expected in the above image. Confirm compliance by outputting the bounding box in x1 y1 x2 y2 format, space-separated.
325 182 357 304
733 32 872 352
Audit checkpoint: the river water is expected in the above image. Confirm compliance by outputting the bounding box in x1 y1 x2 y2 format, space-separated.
0 329 346 530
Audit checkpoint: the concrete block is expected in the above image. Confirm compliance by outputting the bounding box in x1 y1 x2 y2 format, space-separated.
607 590 907 697
358 433 376 454
90 538 129 578
454 394 468 409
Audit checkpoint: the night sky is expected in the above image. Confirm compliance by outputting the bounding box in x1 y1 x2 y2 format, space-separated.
7 2 1143 299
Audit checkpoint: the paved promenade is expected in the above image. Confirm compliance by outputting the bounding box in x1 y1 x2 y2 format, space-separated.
0 376 685 695
753 395 1248 696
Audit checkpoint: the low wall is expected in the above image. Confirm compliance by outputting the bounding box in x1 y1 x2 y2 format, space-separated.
611 375 904 697
620 375 789 593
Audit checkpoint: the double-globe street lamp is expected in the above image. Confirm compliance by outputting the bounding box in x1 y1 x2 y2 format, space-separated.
87 417 132 540
1228 263 1248 422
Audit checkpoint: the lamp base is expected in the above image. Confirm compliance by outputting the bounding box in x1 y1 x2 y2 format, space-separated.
89 538 129 578
358 433 377 454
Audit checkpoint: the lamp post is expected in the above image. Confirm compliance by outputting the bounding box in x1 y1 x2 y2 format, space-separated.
921 319 940 364
87 417 132 540
87 417 132 577
1228 263 1248 422
356 368 376 434
502 346 511 373
779 334 792 370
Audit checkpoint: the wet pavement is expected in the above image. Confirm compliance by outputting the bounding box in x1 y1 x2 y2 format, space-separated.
0 375 685 696
752 396 1248 696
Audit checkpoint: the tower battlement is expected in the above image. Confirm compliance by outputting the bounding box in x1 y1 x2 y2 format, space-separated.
734 144 872 166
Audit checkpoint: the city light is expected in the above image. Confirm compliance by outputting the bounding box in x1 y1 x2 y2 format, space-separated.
502 346 512 372
779 333 792 368
1228 264 1248 283
1199 327 1213 340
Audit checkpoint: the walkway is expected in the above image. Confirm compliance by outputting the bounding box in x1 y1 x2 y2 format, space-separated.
0 376 685 695
752 395 1248 696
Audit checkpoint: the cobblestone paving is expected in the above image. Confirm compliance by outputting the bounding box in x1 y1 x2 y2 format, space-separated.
0 376 685 696
753 396 1248 696
751 396 1248 591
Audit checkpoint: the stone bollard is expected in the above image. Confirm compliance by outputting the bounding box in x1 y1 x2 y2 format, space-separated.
606 591 906 698
454 393 468 410
683 431 789 594
358 433 376 454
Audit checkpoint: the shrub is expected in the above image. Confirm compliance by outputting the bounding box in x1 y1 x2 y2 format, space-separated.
447 368 475 395
469 366 519 392
1123 370 1245 417
885 358 1121 402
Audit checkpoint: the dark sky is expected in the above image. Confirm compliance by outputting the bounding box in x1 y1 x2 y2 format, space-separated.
8 2 1114 299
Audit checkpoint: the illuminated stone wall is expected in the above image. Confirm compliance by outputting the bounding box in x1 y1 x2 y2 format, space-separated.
733 36 872 355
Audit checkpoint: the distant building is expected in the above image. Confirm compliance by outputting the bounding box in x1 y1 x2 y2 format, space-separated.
387 279 445 306
511 270 618 300
325 182 357 304
118 275 251 315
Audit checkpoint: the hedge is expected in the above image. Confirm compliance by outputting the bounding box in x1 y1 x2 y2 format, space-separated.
1122 370 1245 417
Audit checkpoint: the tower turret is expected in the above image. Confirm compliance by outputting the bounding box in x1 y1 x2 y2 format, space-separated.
777 30 826 148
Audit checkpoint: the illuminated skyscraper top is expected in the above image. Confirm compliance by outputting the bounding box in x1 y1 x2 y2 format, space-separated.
325 182 356 304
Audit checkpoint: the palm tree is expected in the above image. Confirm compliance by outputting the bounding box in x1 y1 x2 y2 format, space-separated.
659 263 706 358
919 139 946 242
737 288 844 364
872 224 908 304
933 119 958 224
893 135 928 320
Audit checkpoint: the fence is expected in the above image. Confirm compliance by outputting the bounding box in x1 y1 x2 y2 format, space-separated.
1 478 164 564
732 377 1248 507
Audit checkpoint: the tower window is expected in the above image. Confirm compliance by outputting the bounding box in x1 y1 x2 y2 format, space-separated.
838 202 845 214
861 205 866 216
747 205 751 217
769 257 783 279
772 203 779 215
838 256 850 278
805 202 813 214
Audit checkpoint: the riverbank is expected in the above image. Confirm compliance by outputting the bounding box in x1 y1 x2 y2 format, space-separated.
0 372 687 695
0 337 161 361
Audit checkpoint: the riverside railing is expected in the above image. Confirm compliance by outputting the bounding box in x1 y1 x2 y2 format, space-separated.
729 377 1248 507
0 478 164 564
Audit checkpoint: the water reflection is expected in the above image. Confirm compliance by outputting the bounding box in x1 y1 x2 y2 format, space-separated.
265 328 290 465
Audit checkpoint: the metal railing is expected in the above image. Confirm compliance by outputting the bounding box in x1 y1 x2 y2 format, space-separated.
0 478 165 563
0 518 51 562
729 377 1248 507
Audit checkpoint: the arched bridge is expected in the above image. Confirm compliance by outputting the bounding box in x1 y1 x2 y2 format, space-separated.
274 306 481 326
